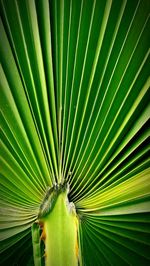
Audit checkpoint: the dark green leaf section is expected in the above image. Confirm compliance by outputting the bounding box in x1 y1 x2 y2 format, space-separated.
80 213 150 266
0 0 150 265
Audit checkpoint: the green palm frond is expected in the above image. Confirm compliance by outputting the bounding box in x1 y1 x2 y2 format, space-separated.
0 0 150 265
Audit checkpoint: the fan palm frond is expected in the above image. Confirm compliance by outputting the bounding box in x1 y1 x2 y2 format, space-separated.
0 0 150 265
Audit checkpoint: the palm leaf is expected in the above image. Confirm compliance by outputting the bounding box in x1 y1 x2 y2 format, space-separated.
0 0 150 265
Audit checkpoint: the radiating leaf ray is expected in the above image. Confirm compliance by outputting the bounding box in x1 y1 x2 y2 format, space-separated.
35 0 58 156
63 0 113 178
82 216 150 265
0 0 58 180
70 22 149 196
0 21 52 186
61 0 84 173
68 0 128 177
